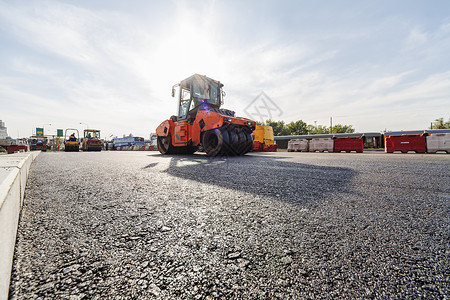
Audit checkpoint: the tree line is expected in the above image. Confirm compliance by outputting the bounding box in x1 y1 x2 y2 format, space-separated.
258 117 449 136
430 118 450 129
257 120 355 136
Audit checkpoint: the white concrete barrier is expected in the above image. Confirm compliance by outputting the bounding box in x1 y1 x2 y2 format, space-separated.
309 138 334 152
0 152 39 300
115 145 155 151
288 139 309 152
426 133 450 154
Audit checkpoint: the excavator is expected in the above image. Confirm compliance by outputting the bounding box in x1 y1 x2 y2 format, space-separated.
156 74 256 156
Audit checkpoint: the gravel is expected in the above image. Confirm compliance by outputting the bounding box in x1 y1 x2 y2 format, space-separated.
9 151 450 299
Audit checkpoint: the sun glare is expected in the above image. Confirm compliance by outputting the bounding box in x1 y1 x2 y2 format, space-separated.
148 18 219 96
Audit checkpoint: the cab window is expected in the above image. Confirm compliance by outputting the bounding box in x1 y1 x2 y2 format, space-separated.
179 88 191 118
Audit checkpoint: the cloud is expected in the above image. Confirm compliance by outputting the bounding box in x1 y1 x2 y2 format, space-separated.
0 2 96 63
404 27 428 49
0 1 167 137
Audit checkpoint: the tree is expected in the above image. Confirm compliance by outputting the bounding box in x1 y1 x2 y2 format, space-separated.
286 120 308 135
316 125 330 134
306 125 315 134
331 124 355 133
265 119 290 136
307 124 329 134
430 118 450 129
262 119 356 135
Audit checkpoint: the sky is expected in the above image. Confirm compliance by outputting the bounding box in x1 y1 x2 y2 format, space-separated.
0 0 449 139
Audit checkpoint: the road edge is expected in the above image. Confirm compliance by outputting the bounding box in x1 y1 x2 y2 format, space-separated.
0 151 40 300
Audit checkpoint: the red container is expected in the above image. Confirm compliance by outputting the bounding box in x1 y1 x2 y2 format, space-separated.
334 137 363 153
7 145 28 154
385 134 426 153
252 141 262 152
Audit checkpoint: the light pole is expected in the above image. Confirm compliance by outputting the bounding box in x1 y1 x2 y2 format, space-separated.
330 117 333 134
79 122 89 130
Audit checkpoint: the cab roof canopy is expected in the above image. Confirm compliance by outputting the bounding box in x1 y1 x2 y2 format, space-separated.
179 74 224 89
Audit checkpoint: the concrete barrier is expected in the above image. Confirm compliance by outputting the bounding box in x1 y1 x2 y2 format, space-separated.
288 139 309 152
426 133 450 154
0 151 39 300
385 134 426 153
309 138 334 152
115 145 155 151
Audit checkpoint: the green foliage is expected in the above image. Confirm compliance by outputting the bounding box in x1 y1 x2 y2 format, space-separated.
265 119 290 136
260 119 356 135
331 124 355 133
307 125 330 134
286 120 308 135
430 118 450 129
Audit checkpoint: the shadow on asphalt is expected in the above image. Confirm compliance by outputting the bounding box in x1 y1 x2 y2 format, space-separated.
148 153 356 205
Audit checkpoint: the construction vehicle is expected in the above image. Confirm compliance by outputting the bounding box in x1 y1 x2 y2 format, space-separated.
29 136 48 151
156 74 256 156
64 128 80 152
81 129 102 151
252 125 278 152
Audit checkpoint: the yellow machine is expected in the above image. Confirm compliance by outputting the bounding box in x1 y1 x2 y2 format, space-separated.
64 128 80 152
81 129 102 151
252 125 278 151
253 125 275 145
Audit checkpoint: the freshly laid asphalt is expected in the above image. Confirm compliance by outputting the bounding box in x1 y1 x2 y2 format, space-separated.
9 151 450 299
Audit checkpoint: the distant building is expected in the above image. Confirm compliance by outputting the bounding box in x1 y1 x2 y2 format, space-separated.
0 120 10 139
0 119 13 147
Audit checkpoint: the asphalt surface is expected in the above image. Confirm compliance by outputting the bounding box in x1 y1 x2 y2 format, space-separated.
9 151 450 299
